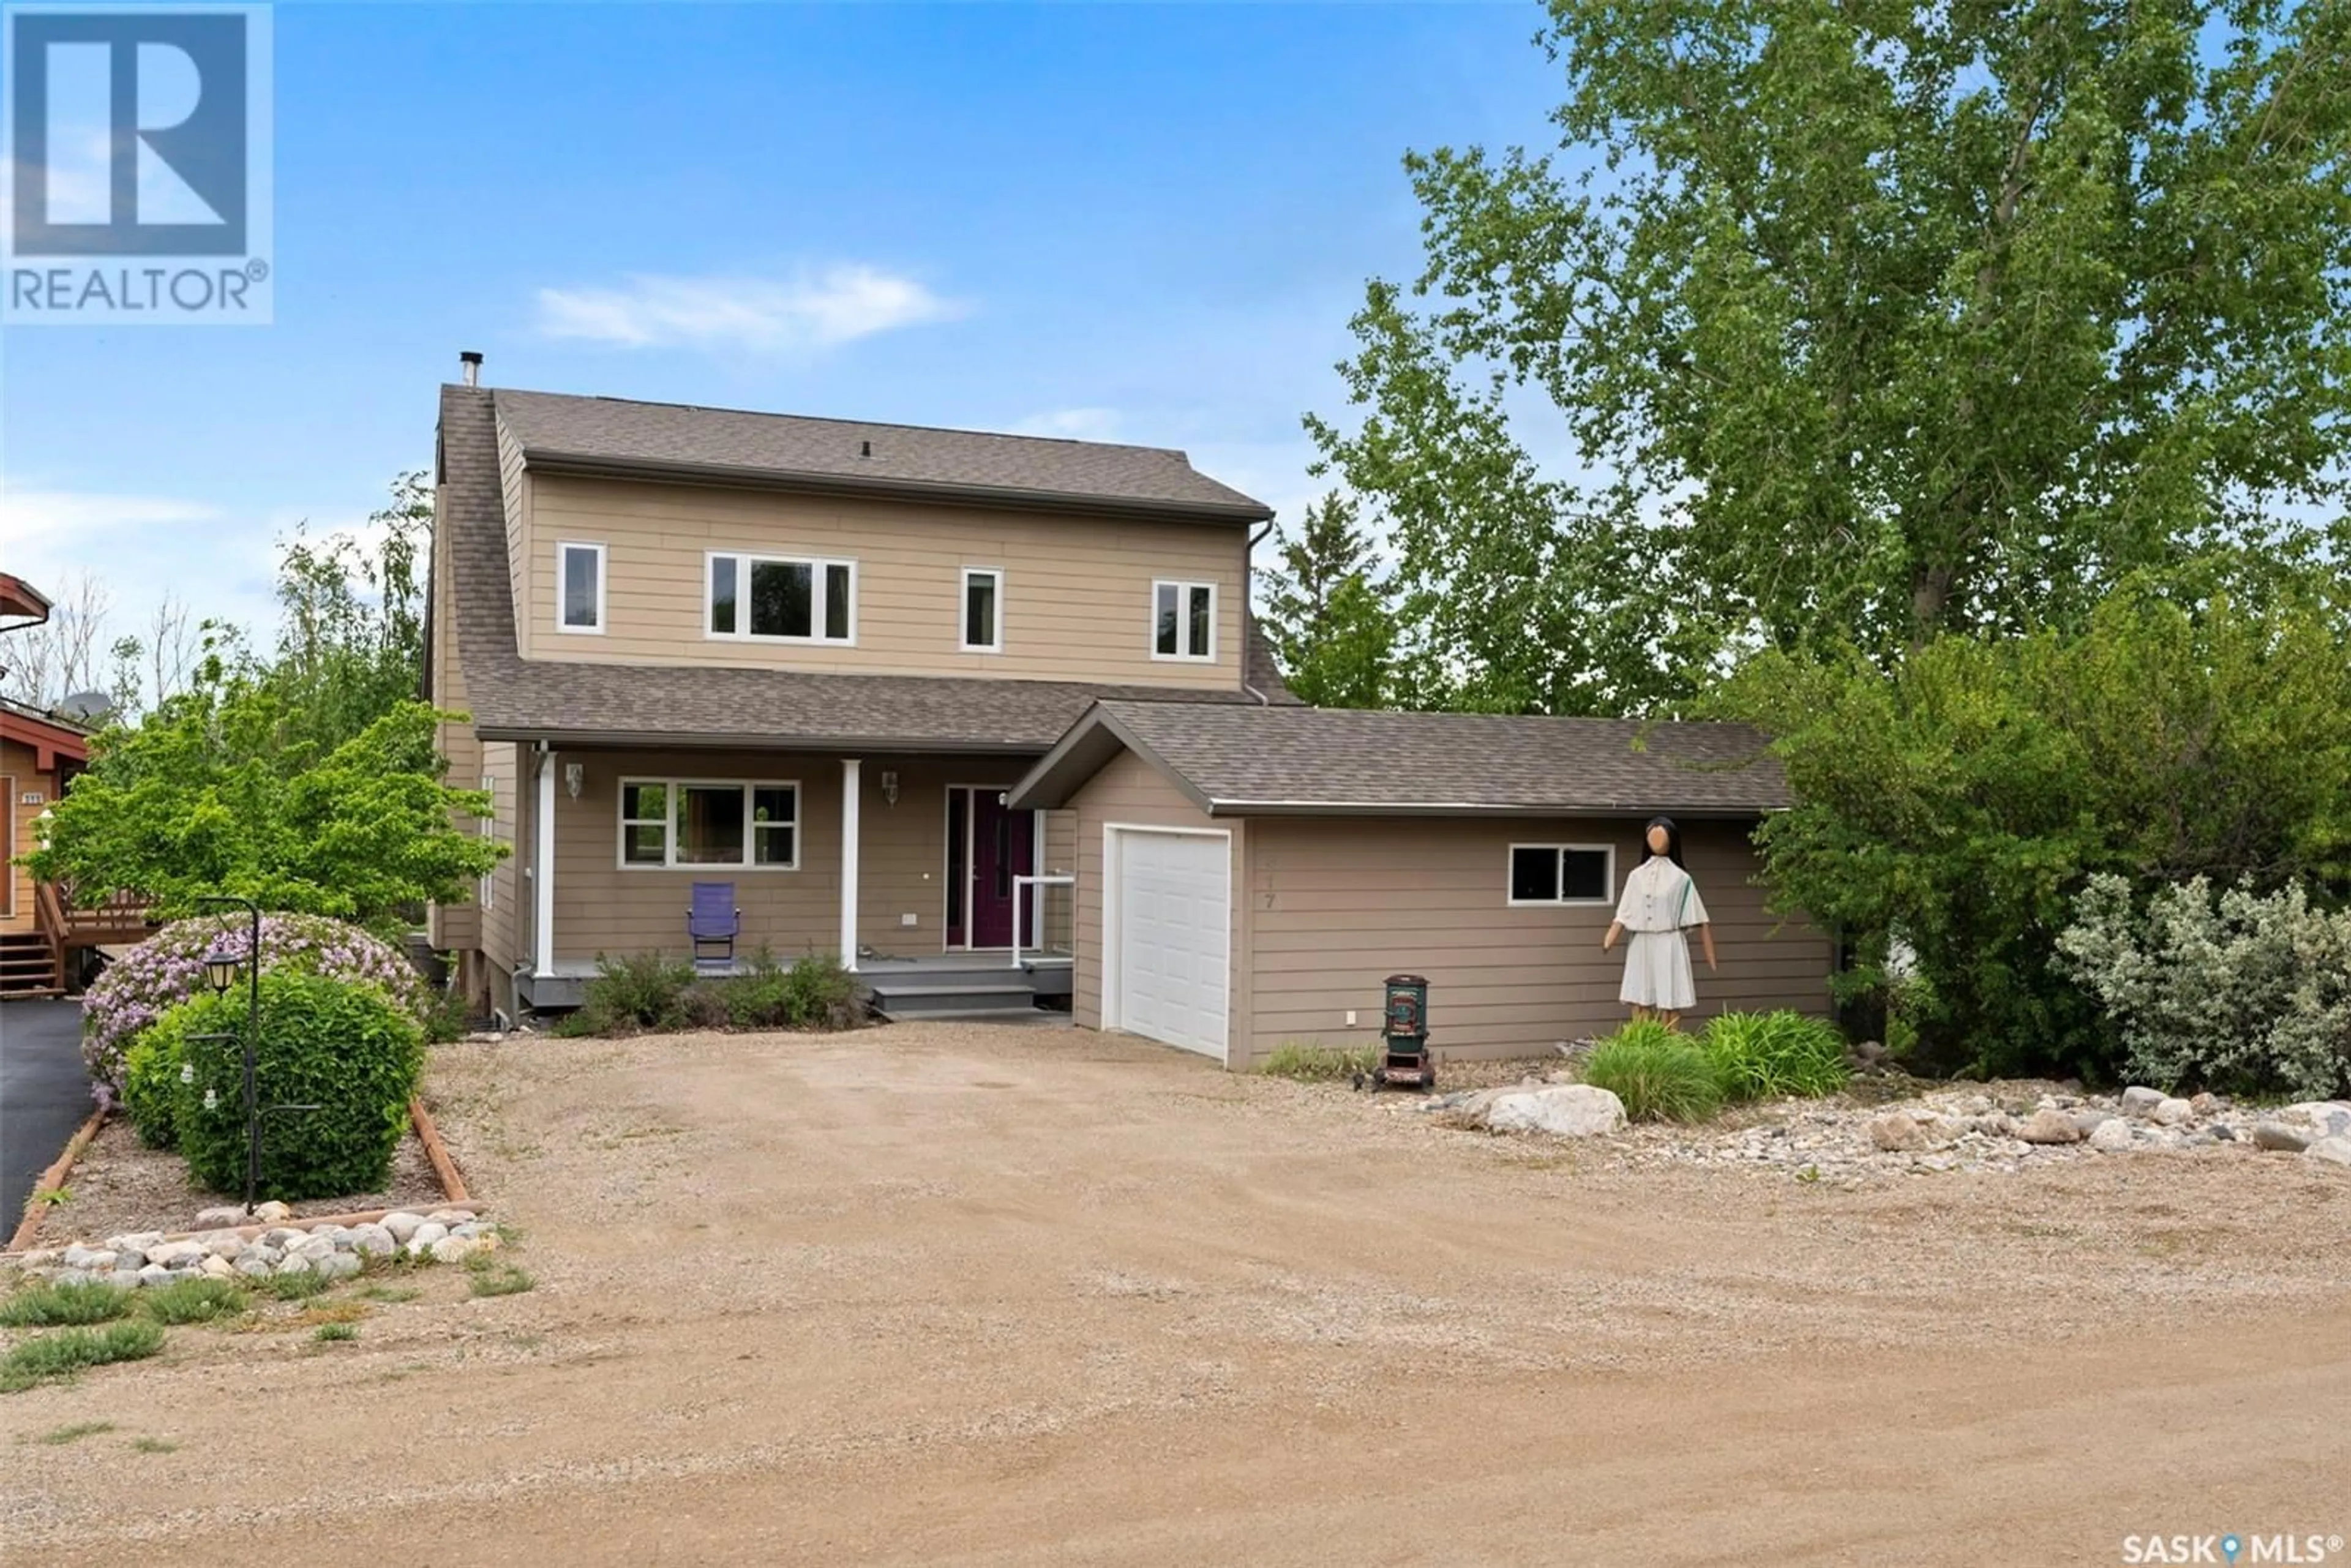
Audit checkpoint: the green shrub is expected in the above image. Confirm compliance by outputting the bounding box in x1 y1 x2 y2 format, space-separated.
467 1256 535 1297
1701 1011 1852 1103
134 1277 249 1326
121 1032 184 1151
1258 1041 1381 1082
1582 1021 1724 1123
260 1270 329 1302
571 950 863 1035
312 1322 358 1343
779 952 861 1029
572 951 694 1035
0 1320 165 1393
162 972 426 1201
2060 874 2351 1098
0 1280 132 1328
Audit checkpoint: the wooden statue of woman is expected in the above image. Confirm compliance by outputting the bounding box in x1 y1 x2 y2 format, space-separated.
1600 816 1716 1028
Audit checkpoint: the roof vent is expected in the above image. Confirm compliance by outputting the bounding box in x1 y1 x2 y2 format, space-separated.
459 350 483 388
860 439 873 459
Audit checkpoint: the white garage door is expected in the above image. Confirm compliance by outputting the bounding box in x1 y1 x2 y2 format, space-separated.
1113 829 1229 1060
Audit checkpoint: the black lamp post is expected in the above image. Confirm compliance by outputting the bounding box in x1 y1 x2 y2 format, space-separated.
197 895 264 1215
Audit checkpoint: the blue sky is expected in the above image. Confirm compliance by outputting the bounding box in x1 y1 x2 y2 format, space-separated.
1 1 1564 655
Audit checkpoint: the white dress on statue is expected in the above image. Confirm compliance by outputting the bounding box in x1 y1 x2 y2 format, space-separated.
1614 855 1708 1010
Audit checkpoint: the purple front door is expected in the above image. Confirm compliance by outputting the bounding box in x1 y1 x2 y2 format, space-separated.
954 789 1035 949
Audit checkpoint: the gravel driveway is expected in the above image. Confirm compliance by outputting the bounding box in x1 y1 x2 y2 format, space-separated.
6 1021 2349 1565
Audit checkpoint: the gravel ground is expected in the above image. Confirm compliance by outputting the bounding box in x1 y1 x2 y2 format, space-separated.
4 1021 2347 1566
21 1117 448 1245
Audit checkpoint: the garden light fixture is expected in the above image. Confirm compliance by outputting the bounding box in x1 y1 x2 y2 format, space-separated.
203 944 242 996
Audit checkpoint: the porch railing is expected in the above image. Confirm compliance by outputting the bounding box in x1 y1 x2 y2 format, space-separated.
1011 874 1075 969
42 880 165 947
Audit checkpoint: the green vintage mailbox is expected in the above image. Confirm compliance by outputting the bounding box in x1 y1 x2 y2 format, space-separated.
1355 973 1438 1092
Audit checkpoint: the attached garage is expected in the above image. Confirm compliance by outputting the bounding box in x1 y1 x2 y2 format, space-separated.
1106 827 1231 1060
1013 700 1834 1071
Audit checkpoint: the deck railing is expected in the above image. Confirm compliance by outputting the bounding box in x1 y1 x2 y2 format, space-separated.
40 880 164 947
1011 874 1076 969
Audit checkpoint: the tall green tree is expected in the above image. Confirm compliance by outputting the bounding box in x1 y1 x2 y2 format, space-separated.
1311 0 2351 706
1259 495 1397 708
260 470 431 756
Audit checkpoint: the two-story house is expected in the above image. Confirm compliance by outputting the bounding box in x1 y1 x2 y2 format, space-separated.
427 366 1290 1026
429 364 1834 1068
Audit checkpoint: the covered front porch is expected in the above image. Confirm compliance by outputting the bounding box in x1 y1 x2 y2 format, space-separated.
503 745 1074 1014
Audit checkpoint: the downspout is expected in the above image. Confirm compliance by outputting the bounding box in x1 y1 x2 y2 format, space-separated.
533 743 555 981
1242 519 1275 705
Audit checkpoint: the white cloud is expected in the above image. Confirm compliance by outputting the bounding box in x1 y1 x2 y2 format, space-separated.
533 265 964 353
4 487 221 538
1013 407 1125 442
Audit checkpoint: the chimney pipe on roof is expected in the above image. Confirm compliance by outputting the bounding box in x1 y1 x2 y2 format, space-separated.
459 350 483 388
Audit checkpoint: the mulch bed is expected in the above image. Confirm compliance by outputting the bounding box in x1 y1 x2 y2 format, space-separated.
30 1117 447 1246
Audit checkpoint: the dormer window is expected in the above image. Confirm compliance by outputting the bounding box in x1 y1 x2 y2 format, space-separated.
558 542 606 634
707 552 856 644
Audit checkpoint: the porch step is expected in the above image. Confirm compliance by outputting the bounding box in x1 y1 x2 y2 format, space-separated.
864 978 1043 1021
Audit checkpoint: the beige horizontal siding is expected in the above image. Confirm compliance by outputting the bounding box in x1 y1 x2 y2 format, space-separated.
1069 751 1246 1058
479 742 519 970
537 749 1046 963
497 416 535 661
1240 816 1831 1068
519 473 1246 689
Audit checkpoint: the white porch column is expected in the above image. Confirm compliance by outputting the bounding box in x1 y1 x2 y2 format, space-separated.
534 748 556 978
839 759 861 971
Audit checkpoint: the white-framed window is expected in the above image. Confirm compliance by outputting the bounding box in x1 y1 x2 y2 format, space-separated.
961 566 1002 653
557 541 606 633
478 775 495 910
619 779 799 870
1507 843 1616 906
706 552 855 643
1152 579 1216 661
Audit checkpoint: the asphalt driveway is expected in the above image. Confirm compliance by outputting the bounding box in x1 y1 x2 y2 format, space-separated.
1 999 90 1225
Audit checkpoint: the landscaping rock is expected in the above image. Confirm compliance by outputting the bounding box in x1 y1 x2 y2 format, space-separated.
407 1221 449 1253
113 1247 148 1271
202 1231 244 1259
429 1235 481 1265
2074 1111 2115 1137
380 1212 426 1245
2088 1119 2137 1153
241 1242 282 1266
147 1239 208 1269
1485 1084 1627 1138
2151 1097 2194 1127
2017 1109 2082 1146
262 1227 308 1250
62 1245 116 1272
200 1255 236 1280
2121 1086 2167 1117
136 1263 172 1288
108 1269 142 1291
234 1255 273 1279
291 1234 338 1263
274 1253 313 1277
2306 1136 2351 1169
427 1209 472 1226
2253 1122 2312 1153
450 1221 491 1239
2189 1092 2224 1116
252 1201 293 1223
314 1252 362 1281
1869 1113 1927 1153
349 1224 395 1257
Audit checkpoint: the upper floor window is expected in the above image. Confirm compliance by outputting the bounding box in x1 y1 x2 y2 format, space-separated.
1507 844 1615 906
708 552 855 644
1153 580 1215 661
961 568 1002 653
558 542 606 634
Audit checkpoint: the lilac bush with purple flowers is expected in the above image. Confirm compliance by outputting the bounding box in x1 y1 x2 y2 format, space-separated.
81 914 426 1104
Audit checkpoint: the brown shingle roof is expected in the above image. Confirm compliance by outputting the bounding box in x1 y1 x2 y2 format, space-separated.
435 386 1292 752
1010 700 1789 817
493 387 1272 522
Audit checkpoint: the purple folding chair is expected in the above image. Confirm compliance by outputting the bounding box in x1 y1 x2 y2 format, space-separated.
687 881 740 972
